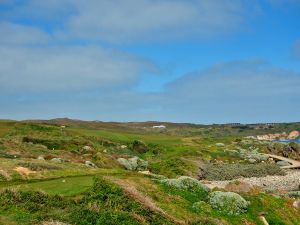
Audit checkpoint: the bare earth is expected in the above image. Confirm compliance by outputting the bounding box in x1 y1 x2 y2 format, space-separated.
204 170 300 191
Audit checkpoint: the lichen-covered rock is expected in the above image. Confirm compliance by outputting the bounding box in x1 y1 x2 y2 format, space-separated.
208 191 249 215
159 176 210 193
117 157 148 171
192 201 212 214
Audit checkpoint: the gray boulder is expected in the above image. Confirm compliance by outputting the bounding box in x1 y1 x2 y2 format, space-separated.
117 156 148 171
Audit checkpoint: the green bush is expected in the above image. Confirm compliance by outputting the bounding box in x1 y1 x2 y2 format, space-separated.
159 176 210 194
204 163 285 181
209 191 249 215
286 191 300 198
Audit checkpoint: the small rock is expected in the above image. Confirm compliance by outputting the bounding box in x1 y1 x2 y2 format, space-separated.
120 145 127 149
37 156 45 161
85 161 97 168
216 143 225 147
248 158 257 164
51 158 63 163
293 200 300 209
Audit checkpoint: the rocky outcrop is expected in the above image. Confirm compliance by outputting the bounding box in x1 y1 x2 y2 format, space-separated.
287 130 300 140
251 130 299 141
117 156 148 171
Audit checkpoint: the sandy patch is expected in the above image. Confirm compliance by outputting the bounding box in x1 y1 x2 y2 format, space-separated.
14 167 36 178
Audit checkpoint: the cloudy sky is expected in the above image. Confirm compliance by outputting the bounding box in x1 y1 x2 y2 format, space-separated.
0 0 299 123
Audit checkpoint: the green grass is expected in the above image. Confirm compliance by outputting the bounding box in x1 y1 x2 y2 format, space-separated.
5 176 95 196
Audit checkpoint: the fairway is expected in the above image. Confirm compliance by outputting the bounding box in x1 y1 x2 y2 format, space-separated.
3 176 95 197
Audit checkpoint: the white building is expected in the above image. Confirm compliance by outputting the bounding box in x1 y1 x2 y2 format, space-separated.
152 125 166 129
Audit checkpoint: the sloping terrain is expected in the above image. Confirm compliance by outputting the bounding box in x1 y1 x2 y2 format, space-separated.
0 120 299 225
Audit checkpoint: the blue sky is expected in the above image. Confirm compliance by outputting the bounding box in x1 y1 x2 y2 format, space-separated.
0 0 299 124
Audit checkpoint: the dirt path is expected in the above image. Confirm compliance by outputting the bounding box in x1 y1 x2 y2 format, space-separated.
266 154 300 169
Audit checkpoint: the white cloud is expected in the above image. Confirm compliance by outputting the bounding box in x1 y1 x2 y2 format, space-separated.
0 46 154 91
159 60 300 123
0 22 50 45
2 0 257 43
63 0 251 42
1 60 299 123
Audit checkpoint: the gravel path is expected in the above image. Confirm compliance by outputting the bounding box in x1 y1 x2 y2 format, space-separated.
204 170 300 191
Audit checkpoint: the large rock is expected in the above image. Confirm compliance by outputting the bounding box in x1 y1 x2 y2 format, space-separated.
117 156 148 171
209 191 249 215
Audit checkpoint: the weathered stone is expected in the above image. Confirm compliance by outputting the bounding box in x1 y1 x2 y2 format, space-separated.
85 161 97 168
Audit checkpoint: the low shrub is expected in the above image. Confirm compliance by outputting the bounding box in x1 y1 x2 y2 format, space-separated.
159 176 210 192
208 191 249 215
286 191 300 198
204 163 285 181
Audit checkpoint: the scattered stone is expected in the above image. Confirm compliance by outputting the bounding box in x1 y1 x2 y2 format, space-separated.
82 146 94 153
205 170 300 191
208 191 249 215
85 161 97 168
51 158 63 163
37 156 45 161
120 145 127 149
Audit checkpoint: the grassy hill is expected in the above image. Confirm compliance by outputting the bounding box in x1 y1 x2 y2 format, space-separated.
0 119 299 224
